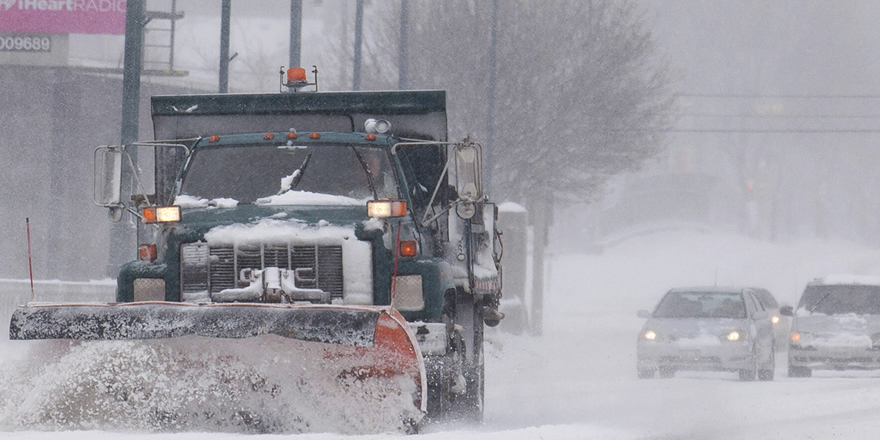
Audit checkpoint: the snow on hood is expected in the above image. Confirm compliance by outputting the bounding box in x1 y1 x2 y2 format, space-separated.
793 312 880 347
204 217 355 246
174 194 239 209
255 191 367 206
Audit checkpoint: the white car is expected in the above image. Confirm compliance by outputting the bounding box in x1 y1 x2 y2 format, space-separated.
784 275 880 377
637 286 776 381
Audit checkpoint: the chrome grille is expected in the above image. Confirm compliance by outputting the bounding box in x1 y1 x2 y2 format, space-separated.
181 243 344 300
180 243 209 293
209 247 235 292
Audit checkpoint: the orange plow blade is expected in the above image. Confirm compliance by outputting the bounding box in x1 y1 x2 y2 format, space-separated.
6 303 426 433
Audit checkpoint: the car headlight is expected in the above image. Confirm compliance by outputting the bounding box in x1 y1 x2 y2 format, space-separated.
724 330 745 342
771 315 780 325
790 331 812 347
640 330 658 341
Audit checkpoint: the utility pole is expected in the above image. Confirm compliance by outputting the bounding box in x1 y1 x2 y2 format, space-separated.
219 0 231 93
289 0 302 68
485 0 498 194
109 0 145 276
353 0 364 91
398 0 409 90
121 0 144 146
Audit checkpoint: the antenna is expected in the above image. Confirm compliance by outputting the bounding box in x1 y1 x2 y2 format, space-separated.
26 218 35 302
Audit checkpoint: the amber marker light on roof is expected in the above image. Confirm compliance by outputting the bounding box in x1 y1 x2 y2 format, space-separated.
365 133 377 141
287 131 298 139
264 133 275 140
310 132 321 139
286 67 307 87
208 135 220 143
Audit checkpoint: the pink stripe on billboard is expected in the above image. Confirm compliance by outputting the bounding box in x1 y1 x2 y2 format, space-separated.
0 0 127 35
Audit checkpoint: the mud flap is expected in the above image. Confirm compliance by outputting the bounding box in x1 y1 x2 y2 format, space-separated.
7 302 426 432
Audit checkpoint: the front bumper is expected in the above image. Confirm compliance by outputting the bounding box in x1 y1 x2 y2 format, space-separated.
638 341 754 372
789 346 880 370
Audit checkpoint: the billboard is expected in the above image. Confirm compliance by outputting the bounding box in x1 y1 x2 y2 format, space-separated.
0 0 127 35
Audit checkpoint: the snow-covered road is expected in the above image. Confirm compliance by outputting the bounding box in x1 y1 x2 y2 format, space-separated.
5 230 880 439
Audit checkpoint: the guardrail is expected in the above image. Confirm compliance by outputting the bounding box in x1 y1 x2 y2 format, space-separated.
0 279 115 339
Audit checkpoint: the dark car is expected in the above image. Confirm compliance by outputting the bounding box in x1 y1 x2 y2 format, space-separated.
637 286 776 381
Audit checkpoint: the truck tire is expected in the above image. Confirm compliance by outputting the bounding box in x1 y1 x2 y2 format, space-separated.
425 290 485 424
458 295 485 423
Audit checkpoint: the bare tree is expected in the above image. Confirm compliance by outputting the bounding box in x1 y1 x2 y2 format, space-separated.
330 1 673 332
349 0 673 207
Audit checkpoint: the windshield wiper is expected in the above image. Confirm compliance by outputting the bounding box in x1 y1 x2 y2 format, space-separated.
807 290 834 313
350 146 379 200
279 152 312 194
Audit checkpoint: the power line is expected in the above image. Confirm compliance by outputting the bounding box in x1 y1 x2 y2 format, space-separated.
668 128 880 133
682 113 880 119
678 93 880 99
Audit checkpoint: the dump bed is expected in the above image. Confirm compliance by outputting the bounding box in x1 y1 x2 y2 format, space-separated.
151 90 447 141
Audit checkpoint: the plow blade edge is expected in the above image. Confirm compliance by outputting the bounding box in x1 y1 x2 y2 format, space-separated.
9 302 390 343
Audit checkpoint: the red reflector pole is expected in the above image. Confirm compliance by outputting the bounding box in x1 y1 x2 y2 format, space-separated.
391 222 401 302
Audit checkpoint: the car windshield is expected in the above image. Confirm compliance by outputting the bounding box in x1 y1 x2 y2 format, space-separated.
799 285 880 315
177 143 399 205
653 291 746 319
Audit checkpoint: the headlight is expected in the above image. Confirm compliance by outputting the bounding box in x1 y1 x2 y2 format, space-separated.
771 315 780 324
142 205 181 223
641 330 657 341
724 330 745 342
367 200 407 218
790 331 812 346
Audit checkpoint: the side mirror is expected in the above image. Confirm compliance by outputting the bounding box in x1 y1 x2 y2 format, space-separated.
637 309 652 319
454 142 483 219
94 145 123 208
780 305 794 317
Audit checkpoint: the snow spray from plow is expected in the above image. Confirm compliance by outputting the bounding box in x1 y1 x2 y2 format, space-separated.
3 304 425 434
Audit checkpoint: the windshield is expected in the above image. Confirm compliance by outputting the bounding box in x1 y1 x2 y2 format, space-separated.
799 285 880 315
653 291 746 319
177 143 399 205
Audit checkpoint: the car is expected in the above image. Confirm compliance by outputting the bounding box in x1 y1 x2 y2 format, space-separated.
752 287 791 350
783 275 880 377
637 286 776 381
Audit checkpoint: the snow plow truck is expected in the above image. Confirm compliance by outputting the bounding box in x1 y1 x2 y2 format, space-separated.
9 69 503 432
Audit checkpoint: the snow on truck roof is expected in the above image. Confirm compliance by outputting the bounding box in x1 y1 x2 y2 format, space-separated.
810 274 880 286
667 286 762 294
